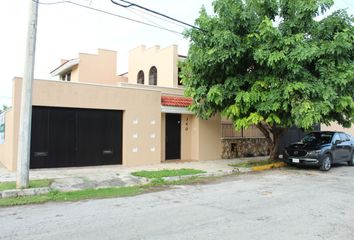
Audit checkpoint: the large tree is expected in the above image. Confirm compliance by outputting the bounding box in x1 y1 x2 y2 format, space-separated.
1 105 9 113
182 0 354 159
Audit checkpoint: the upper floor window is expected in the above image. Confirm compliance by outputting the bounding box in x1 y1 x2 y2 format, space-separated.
60 72 71 82
149 66 157 85
137 70 144 84
178 67 183 86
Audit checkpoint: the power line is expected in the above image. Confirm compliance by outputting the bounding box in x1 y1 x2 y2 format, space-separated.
32 0 184 35
126 8 183 38
127 8 167 29
125 5 187 30
110 0 204 31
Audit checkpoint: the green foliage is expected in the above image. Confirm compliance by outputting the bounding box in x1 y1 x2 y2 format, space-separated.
0 179 52 191
0 177 210 207
182 0 354 131
48 186 142 202
1 105 9 113
0 186 143 207
0 194 51 207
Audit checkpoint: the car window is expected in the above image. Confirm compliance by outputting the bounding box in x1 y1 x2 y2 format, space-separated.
301 132 333 145
342 133 350 141
339 133 349 141
332 134 341 143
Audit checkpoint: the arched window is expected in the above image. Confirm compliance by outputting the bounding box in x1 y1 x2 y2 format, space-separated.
137 70 144 84
149 66 157 85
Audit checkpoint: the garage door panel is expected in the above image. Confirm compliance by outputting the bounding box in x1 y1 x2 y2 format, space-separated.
101 111 122 164
77 109 105 165
48 108 76 167
30 107 122 168
30 108 50 168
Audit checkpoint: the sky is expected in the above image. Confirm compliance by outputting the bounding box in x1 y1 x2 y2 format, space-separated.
0 0 353 107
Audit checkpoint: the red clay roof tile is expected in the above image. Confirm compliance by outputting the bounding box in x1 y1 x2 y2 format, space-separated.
161 95 192 108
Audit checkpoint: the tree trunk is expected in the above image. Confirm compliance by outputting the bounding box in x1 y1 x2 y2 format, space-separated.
256 123 286 160
269 131 281 160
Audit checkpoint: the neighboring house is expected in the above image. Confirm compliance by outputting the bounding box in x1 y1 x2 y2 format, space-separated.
0 45 222 171
321 122 354 136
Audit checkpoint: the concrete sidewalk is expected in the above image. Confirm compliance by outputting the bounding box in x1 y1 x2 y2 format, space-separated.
0 157 267 197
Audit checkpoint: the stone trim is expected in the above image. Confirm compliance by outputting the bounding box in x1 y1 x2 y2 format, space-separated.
222 138 269 159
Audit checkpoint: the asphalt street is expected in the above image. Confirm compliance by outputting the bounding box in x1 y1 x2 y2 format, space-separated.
1 165 354 240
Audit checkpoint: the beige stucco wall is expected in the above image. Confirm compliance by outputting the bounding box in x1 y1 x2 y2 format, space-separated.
198 115 222 160
0 109 14 170
181 114 192 160
161 113 221 161
190 116 200 160
3 77 223 171
119 82 185 96
7 78 162 170
0 77 22 171
321 122 354 135
161 113 166 161
180 115 222 161
77 49 126 85
128 45 179 88
70 65 79 82
161 113 221 162
12 80 21 171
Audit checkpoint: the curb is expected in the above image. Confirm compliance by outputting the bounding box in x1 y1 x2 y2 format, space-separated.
156 168 253 182
251 162 287 172
0 187 50 199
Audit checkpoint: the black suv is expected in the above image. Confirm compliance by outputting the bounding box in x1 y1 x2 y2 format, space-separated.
283 131 354 171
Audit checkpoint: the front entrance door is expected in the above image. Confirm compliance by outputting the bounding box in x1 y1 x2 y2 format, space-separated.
165 113 181 160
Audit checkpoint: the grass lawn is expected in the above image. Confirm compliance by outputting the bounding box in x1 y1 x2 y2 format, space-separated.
0 168 247 208
0 194 52 207
49 186 143 202
0 174 213 207
148 176 204 186
0 186 144 207
228 159 279 168
0 169 207 207
0 179 53 191
131 168 206 179
0 177 208 207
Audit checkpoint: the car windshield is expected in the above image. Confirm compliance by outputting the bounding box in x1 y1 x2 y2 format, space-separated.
301 132 334 145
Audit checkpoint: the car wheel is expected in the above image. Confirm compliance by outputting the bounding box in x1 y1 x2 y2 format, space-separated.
348 152 354 166
320 155 331 171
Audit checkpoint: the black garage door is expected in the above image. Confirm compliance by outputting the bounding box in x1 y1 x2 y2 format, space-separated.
30 106 122 169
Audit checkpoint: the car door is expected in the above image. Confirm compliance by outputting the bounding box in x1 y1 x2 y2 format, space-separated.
339 133 352 162
331 133 343 162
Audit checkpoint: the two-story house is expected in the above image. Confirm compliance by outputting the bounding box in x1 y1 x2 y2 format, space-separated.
0 45 222 170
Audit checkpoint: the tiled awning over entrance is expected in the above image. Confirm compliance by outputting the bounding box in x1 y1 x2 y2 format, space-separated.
161 95 192 108
161 95 193 114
